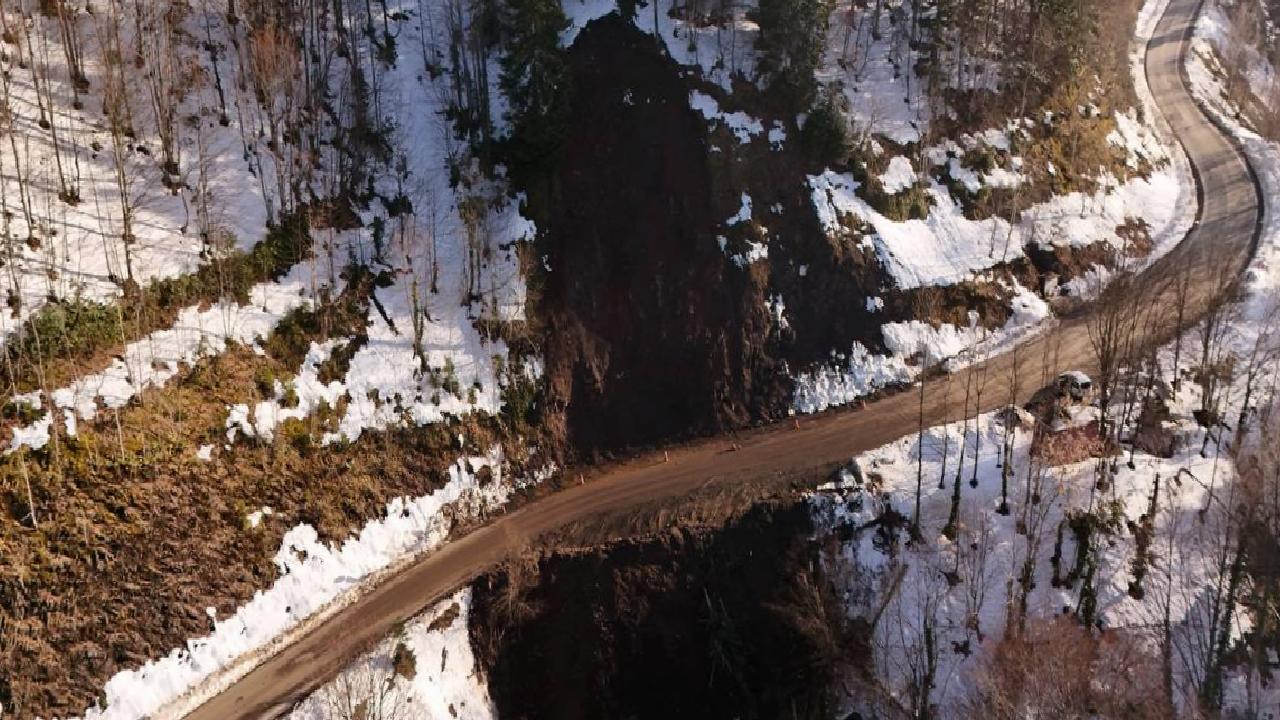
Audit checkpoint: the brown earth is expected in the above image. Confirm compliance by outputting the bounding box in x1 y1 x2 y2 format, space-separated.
534 15 783 459
469 499 864 720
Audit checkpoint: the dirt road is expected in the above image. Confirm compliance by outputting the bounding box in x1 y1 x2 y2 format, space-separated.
182 0 1260 715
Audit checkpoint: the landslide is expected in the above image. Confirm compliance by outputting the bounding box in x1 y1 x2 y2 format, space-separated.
517 3 1162 464
528 15 784 459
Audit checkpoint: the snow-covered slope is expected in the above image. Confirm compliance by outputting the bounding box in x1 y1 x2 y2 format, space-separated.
0 6 269 342
0 0 1246 714
0 0 542 716
809 2 1280 712
288 590 496 720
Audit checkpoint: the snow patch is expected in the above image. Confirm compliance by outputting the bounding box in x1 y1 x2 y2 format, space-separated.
689 90 765 144
288 590 495 720
879 156 918 194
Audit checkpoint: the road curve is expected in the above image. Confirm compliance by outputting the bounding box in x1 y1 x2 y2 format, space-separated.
184 0 1260 716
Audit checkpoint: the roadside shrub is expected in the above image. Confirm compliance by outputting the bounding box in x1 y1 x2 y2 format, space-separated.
865 182 932 221
1 400 42 424
263 306 324 366
12 299 124 364
280 418 313 456
3 210 314 394
280 383 300 409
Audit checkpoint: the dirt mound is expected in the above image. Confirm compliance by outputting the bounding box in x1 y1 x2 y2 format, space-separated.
468 501 864 720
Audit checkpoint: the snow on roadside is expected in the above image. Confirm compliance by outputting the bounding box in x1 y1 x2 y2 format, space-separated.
1187 0 1280 330
1191 0 1277 110
1237 131 1280 319
80 450 529 720
794 40 1196 416
288 590 495 720
792 282 1051 414
1128 0 1200 263
795 118 1188 414
791 344 914 415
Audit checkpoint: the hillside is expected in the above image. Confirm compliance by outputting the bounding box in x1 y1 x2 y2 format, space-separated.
291 0 1280 713
0 0 1273 717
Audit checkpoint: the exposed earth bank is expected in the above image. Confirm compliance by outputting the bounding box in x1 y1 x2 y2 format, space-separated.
531 15 786 458
468 499 867 720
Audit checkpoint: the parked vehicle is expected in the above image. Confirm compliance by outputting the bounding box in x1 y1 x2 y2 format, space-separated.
1056 371 1095 403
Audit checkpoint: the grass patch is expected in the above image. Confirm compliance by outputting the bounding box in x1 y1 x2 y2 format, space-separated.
3 214 312 395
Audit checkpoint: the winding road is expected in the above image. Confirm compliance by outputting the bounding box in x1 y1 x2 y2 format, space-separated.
181 0 1261 715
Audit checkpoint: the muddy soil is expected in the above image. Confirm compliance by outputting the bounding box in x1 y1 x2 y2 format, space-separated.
469 500 864 720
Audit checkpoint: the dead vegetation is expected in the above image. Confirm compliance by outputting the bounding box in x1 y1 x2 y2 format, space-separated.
0 332 543 715
960 617 1169 720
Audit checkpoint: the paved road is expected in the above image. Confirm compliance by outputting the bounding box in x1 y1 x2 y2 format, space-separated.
183 0 1260 715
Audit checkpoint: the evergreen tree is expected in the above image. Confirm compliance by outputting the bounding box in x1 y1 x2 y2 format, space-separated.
755 0 830 110
499 0 571 173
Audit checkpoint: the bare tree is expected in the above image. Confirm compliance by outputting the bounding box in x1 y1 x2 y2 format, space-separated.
1011 453 1058 632
1195 282 1239 433
50 0 87 101
137 2 186 185
1168 260 1195 391
1233 299 1280 446
247 20 303 215
876 561 949 720
968 350 991 491
912 288 942 538
97 0 140 284
314 653 413 720
1088 275 1139 442
1233 394 1280 716
998 343 1020 515
957 507 994 645
944 358 976 540
457 173 494 307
